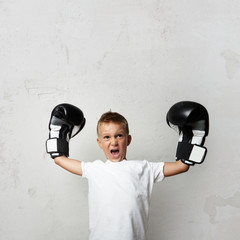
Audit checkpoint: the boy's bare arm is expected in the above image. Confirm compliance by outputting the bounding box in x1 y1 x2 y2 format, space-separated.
54 156 83 176
163 160 189 177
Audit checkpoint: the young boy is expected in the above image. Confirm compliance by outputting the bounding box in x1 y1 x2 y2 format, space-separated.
46 102 208 240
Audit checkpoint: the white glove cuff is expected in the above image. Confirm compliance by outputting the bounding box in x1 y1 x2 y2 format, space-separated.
177 142 207 165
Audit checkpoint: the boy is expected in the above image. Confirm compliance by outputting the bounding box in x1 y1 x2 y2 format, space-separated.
46 102 208 240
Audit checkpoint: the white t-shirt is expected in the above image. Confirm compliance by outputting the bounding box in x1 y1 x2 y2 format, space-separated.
81 159 165 240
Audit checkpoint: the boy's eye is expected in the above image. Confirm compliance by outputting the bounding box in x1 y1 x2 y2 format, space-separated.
103 136 110 140
117 134 123 138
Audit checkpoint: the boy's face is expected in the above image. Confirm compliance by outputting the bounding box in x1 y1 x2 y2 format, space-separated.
97 121 131 162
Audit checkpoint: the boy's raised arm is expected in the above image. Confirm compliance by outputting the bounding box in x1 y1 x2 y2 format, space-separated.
163 160 189 177
54 156 83 176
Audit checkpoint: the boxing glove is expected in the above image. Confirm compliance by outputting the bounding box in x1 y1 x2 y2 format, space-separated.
46 103 86 159
166 101 209 165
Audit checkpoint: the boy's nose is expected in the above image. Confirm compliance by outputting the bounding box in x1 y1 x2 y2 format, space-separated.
111 138 118 145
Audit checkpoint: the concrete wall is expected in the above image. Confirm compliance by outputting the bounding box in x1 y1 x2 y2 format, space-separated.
1 0 240 239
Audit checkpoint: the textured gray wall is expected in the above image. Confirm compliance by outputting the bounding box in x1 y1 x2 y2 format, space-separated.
1 0 240 239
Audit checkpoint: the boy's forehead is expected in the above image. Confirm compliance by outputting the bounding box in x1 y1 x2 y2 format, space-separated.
98 122 125 133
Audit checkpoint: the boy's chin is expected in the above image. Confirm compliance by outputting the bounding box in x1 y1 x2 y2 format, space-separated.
107 152 125 162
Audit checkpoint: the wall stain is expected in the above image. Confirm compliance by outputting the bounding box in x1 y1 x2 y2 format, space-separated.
221 50 240 80
28 187 37 198
204 192 240 224
24 79 61 98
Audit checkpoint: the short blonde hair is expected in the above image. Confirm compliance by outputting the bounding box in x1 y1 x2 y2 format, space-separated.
97 111 129 136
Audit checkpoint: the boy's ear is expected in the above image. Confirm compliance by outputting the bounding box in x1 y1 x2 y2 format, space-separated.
97 138 102 149
127 135 132 146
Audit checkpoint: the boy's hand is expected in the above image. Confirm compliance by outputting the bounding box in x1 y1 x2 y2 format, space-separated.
46 103 86 159
166 101 209 165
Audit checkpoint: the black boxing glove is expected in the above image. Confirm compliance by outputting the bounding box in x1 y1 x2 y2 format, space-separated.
46 103 86 159
166 101 209 165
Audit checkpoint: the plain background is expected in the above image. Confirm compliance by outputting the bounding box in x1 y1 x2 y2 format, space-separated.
1 0 240 239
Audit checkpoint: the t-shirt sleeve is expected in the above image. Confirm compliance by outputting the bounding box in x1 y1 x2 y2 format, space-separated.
81 160 102 179
81 161 88 179
149 161 165 183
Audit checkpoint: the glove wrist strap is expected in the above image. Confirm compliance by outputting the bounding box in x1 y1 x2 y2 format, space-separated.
46 138 69 159
176 142 207 165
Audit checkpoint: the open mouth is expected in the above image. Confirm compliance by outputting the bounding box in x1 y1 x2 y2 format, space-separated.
110 149 120 158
